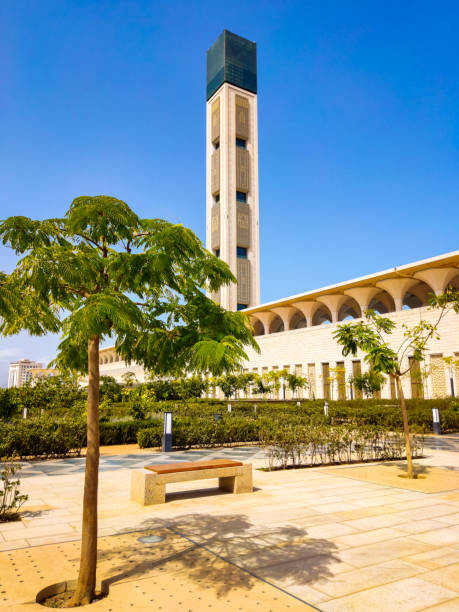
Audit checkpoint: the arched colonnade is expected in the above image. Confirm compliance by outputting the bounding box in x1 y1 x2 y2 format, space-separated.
250 268 459 336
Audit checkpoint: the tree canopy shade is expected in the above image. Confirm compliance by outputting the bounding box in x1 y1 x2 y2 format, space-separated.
0 195 259 605
333 294 459 478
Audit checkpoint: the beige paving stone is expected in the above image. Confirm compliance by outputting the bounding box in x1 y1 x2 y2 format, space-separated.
26 533 81 547
337 537 435 568
319 577 458 612
333 526 406 548
309 502 360 514
394 504 459 522
251 553 355 586
403 545 459 569
425 563 459 593
2 523 76 541
411 526 459 547
423 598 459 611
0 539 28 551
303 522 358 539
322 464 459 493
342 511 407 531
311 559 426 598
436 512 459 525
396 519 454 534
332 505 394 521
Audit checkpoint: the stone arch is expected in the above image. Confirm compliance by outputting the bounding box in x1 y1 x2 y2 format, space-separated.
338 297 361 321
252 318 264 336
312 304 332 326
368 290 395 314
290 311 307 329
269 315 285 334
447 272 459 291
402 280 435 309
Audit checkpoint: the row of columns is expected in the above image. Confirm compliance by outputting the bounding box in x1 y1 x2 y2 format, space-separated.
251 268 459 335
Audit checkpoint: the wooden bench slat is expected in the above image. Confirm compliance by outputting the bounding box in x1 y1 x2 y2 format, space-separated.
144 459 243 474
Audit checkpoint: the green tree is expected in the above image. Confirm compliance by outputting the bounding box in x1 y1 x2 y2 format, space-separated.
333 294 459 478
285 373 309 399
350 369 386 398
217 373 239 399
121 371 137 387
0 196 258 605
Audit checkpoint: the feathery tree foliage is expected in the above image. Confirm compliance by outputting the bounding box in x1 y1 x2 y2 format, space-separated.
333 292 459 478
0 196 258 606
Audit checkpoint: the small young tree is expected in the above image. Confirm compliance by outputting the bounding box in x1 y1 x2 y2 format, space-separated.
0 196 258 605
333 293 459 478
350 369 386 398
286 373 309 399
121 371 138 387
217 373 240 399
253 373 271 399
264 369 286 399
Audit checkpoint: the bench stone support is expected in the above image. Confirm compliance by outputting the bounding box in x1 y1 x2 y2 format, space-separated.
219 464 253 494
131 470 166 505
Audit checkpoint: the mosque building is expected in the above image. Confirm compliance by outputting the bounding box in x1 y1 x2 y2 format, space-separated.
99 31 459 400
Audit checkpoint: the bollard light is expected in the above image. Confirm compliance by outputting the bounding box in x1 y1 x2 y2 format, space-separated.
324 401 329 417
22 407 28 419
432 408 441 435
227 403 232 413
162 411 173 452
254 404 257 414
296 401 300 407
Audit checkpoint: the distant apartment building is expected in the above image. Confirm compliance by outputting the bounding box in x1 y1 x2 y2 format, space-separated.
8 359 43 388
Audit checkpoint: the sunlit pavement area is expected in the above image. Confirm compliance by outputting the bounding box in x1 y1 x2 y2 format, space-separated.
1 435 458 611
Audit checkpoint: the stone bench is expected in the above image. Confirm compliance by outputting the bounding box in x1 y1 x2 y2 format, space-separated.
130 459 253 505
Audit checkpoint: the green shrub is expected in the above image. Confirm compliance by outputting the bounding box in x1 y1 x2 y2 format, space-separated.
0 460 28 522
0 417 85 459
99 420 156 445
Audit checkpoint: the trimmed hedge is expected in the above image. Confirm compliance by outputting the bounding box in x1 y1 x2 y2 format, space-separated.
137 416 259 449
0 418 86 459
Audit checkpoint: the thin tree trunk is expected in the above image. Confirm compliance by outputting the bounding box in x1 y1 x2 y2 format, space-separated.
395 374 414 478
71 336 100 606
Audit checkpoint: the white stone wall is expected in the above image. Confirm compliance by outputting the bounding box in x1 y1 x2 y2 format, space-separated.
97 305 459 399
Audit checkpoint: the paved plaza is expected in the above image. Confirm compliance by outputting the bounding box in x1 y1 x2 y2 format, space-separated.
1 436 458 610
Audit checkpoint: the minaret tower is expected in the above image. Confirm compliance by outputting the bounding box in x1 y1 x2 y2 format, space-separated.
206 30 260 311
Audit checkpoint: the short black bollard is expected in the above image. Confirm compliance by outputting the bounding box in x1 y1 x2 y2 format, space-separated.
162 411 173 452
432 407 441 435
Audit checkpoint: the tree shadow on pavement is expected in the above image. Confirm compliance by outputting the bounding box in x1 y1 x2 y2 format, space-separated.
98 512 340 599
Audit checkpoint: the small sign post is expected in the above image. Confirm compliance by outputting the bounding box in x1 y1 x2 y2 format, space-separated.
432 408 441 435
162 411 173 452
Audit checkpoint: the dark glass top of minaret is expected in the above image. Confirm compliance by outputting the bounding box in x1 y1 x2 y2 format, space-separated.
206 30 257 100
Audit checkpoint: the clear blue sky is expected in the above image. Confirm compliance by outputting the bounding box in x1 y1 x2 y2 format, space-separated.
1 1 458 385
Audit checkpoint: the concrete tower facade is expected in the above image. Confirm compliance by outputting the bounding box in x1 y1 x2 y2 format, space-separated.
206 30 260 311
